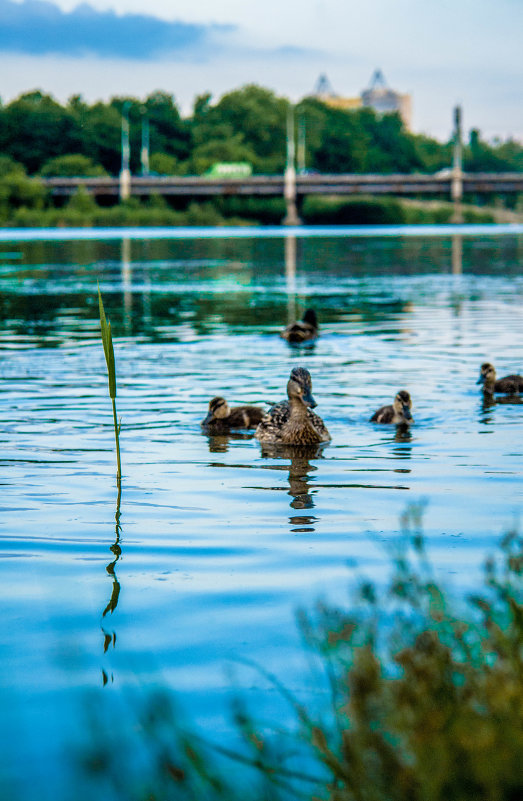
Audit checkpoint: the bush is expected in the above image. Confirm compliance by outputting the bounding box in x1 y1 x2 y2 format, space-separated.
302 196 406 225
40 154 108 177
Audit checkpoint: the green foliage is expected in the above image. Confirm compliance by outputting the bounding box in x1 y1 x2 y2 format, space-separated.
149 153 180 175
1 90 82 173
0 83 522 225
190 133 256 175
40 154 108 177
302 195 406 225
0 155 26 177
190 85 288 174
464 129 518 173
295 515 523 801
0 161 46 222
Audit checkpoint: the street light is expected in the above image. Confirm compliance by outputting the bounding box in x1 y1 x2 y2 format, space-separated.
140 106 150 177
283 105 301 225
119 100 131 202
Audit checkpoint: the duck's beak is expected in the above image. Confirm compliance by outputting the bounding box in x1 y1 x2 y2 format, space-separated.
402 404 412 420
476 373 485 385
302 388 317 408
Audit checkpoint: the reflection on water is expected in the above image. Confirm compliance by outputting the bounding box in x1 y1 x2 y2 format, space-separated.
205 431 256 454
451 234 462 275
1 230 523 801
284 234 297 325
101 480 122 685
260 443 328 513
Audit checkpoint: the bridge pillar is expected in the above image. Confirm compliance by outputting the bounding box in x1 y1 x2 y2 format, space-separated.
119 168 131 202
283 165 301 226
282 108 302 226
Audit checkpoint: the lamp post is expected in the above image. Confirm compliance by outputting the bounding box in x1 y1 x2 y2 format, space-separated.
283 106 301 226
297 113 306 175
119 100 131 202
140 106 150 177
451 105 463 223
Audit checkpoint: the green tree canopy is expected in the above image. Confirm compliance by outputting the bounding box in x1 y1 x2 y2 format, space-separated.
39 154 108 177
2 91 81 173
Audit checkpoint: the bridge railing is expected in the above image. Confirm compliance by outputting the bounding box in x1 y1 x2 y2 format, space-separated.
42 172 523 199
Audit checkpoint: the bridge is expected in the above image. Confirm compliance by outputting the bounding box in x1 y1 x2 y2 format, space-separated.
43 172 523 199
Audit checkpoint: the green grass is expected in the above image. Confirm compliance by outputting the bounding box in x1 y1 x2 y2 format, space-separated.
98 285 121 483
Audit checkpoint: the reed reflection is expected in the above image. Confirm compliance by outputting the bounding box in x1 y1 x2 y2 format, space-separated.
101 480 122 686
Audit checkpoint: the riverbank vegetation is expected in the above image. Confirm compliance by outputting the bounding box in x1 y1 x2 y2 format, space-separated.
0 84 522 226
77 511 523 801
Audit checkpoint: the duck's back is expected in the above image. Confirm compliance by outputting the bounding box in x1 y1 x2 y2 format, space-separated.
229 405 265 427
281 321 316 343
255 400 330 443
495 374 523 394
205 405 264 433
370 404 395 424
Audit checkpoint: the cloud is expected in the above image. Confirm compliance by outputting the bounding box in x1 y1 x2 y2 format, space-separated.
0 0 234 60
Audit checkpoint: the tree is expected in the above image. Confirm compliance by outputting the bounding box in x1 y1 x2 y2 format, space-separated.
39 154 108 177
465 129 514 172
191 85 289 173
144 91 191 162
3 91 81 173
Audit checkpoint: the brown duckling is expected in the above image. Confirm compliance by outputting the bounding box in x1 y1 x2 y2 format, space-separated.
280 309 318 344
477 362 523 395
201 396 265 433
370 390 413 425
255 367 330 445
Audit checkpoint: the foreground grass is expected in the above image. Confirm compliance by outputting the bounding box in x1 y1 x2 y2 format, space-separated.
77 508 523 801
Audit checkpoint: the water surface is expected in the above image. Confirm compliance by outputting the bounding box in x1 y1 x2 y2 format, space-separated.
1 228 523 799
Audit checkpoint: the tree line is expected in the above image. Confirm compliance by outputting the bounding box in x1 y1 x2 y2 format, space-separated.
1 84 522 179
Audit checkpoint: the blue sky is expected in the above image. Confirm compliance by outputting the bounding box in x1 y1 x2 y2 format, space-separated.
0 0 521 140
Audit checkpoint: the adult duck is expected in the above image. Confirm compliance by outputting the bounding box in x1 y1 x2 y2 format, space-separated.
201 396 265 433
370 390 413 425
280 309 318 344
255 367 330 445
477 363 523 395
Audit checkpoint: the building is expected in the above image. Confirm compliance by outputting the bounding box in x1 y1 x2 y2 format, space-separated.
361 70 412 128
311 70 412 129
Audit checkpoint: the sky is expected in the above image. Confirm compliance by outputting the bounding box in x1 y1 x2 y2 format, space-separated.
0 0 521 141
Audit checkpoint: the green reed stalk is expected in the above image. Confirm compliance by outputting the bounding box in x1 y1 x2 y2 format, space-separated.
98 285 121 482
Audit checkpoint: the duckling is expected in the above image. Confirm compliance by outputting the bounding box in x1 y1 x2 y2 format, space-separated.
255 367 331 445
477 362 523 395
370 390 413 425
280 309 318 344
201 396 265 433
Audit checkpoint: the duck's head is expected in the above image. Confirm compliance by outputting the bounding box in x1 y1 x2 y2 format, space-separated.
393 390 412 420
302 309 318 327
287 367 317 408
203 396 230 424
477 362 496 385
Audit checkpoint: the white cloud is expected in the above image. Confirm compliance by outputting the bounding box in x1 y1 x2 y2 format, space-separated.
1 0 521 140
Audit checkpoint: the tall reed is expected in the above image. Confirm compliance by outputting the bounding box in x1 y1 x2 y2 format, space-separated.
98 285 121 483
